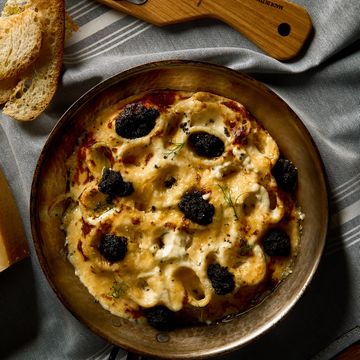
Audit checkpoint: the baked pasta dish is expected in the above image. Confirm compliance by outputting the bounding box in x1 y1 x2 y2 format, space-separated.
60 90 303 330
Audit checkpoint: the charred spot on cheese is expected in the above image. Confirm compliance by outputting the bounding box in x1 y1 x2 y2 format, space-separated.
207 263 235 295
99 234 128 262
164 176 176 188
77 240 88 261
188 132 224 158
115 103 159 139
144 305 176 331
232 120 251 146
178 190 215 225
272 158 298 192
142 90 177 110
262 229 291 257
98 168 134 199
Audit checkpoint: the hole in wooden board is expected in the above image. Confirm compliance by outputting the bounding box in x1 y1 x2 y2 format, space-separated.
278 23 291 36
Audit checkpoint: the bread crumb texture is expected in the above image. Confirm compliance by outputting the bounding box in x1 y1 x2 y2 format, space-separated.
0 8 42 80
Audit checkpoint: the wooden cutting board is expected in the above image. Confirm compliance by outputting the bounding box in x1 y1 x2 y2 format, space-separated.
97 0 312 61
0 167 29 272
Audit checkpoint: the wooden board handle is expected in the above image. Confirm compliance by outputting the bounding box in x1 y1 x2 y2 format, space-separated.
206 0 313 60
97 0 312 60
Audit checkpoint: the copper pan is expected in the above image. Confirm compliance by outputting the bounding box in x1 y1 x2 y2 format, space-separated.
30 60 328 359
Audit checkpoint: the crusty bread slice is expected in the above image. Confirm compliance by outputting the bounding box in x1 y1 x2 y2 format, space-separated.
0 8 42 81
3 0 65 121
0 1 26 103
0 76 18 104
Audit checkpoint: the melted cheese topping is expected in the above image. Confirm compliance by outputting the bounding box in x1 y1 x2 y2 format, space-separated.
60 91 302 323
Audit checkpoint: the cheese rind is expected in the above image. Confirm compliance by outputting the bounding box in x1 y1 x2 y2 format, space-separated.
0 169 29 272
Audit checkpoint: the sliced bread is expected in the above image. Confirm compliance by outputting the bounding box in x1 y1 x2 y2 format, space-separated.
2 0 65 121
0 8 42 81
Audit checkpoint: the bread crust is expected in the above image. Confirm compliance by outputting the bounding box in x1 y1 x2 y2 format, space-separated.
0 76 18 104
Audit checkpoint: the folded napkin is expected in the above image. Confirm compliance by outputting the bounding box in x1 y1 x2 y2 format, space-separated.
0 0 359 359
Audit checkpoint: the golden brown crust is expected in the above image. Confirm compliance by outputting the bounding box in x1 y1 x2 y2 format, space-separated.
0 76 18 104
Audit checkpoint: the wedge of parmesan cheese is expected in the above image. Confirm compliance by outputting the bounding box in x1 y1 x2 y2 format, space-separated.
0 168 29 272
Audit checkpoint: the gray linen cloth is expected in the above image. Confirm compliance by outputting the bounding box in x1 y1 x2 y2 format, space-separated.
0 0 359 359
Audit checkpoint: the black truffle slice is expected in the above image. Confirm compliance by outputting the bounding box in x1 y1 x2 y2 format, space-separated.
98 168 134 198
144 305 176 331
115 103 159 139
262 229 291 257
207 263 235 295
178 190 215 225
272 158 298 192
99 234 128 262
188 132 225 158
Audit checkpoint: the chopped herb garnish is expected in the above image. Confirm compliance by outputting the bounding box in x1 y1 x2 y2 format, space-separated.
217 184 239 219
5 5 22 15
109 277 128 298
163 142 185 159
238 241 253 256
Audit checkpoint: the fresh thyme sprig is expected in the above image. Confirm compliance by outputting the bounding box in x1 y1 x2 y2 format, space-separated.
217 184 239 219
4 5 21 15
109 276 128 299
238 241 253 256
163 142 185 159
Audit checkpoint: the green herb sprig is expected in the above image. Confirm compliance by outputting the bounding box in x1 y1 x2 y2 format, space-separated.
109 277 128 299
218 184 240 220
163 143 185 159
238 241 253 256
